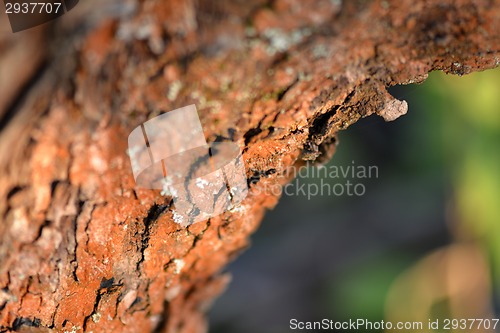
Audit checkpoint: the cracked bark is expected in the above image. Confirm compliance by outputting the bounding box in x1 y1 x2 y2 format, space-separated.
0 0 499 332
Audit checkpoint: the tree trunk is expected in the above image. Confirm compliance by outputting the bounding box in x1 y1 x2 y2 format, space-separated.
0 0 499 332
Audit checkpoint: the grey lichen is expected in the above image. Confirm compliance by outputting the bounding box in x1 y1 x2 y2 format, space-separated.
378 98 408 122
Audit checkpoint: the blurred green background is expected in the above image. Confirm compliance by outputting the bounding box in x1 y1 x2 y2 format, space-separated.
210 68 500 332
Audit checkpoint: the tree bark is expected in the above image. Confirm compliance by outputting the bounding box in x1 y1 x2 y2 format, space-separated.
0 0 499 332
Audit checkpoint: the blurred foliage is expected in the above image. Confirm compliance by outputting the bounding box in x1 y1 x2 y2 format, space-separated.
326 252 415 322
300 70 500 330
420 68 500 285
332 68 500 332
433 70 500 284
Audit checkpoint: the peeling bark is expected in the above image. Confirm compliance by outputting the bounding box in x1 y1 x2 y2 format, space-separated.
0 0 499 332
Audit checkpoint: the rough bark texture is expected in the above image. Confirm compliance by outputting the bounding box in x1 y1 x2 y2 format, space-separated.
0 0 499 332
